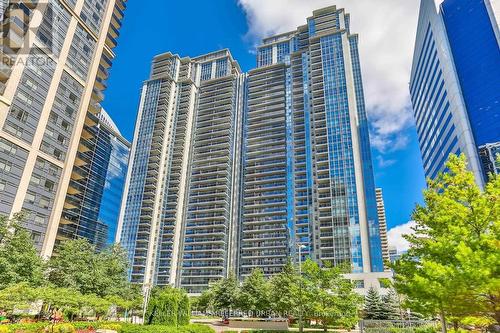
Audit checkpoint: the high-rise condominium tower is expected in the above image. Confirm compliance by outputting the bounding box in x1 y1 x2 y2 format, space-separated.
119 5 387 294
410 0 499 187
56 109 130 251
118 50 244 293
375 188 389 269
0 0 127 256
241 5 383 278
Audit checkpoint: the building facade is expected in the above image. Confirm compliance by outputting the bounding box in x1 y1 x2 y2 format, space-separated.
0 0 126 256
410 0 499 186
56 109 130 251
117 50 244 293
479 142 500 176
241 6 384 277
375 188 390 269
118 5 386 294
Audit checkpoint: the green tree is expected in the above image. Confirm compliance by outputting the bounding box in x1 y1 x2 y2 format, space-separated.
48 239 133 298
48 239 96 294
145 286 190 326
95 244 131 297
0 283 39 312
363 287 385 320
238 268 270 317
0 213 45 289
269 261 300 317
382 289 403 320
194 289 214 313
302 260 361 331
210 273 240 317
392 154 500 332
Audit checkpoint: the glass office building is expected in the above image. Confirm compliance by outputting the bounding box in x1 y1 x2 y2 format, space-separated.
479 142 500 176
0 0 127 256
119 5 387 294
410 0 499 186
56 109 130 251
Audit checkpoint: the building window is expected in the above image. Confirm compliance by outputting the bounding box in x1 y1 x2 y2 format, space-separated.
30 175 41 185
39 196 50 209
354 280 365 289
0 159 11 172
277 42 290 63
31 231 42 244
25 192 36 204
200 62 212 81
258 46 272 67
44 180 55 192
215 58 228 78
0 140 16 155
34 215 46 226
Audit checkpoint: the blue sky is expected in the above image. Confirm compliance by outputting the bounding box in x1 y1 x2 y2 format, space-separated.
102 0 427 234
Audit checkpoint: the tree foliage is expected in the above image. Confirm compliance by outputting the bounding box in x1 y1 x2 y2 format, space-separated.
301 260 361 331
0 213 45 289
0 214 142 321
392 154 500 330
145 286 190 326
210 273 239 316
198 260 363 330
363 287 401 320
48 239 131 298
269 261 300 316
382 288 403 320
237 268 270 316
363 287 385 320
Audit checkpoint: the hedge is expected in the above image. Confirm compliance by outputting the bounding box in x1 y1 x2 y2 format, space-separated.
1 322 214 333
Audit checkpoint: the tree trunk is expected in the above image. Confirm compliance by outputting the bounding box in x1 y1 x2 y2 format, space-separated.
439 310 447 333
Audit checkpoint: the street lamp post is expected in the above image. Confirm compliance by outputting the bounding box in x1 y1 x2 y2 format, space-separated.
298 244 306 333
142 284 151 325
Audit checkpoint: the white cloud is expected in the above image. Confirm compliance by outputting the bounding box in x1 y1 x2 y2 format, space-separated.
238 0 421 152
376 155 396 168
387 221 416 253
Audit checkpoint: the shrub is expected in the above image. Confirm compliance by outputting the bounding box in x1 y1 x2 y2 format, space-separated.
53 324 76 333
6 322 47 333
0 326 9 333
119 323 214 333
71 322 99 331
98 324 122 333
178 324 215 333
414 325 438 333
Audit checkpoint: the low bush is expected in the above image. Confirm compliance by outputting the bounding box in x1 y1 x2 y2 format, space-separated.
71 322 100 331
119 323 214 333
3 322 214 333
53 323 76 333
4 322 47 333
99 324 122 333
177 324 214 333
414 325 438 333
